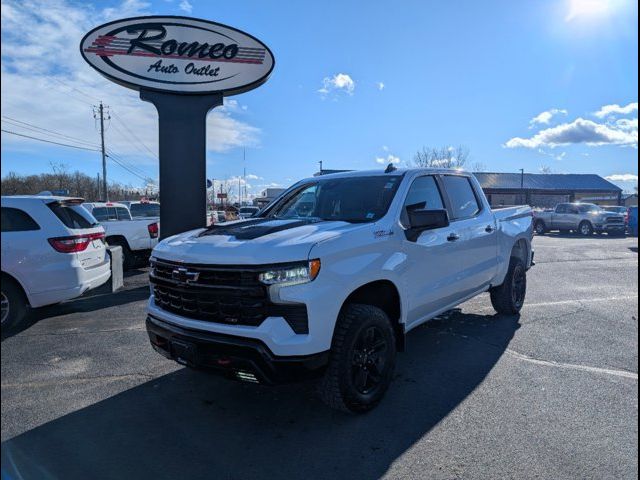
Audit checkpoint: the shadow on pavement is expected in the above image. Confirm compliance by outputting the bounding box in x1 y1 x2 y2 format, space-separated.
540 232 628 240
1 310 520 480
1 285 149 341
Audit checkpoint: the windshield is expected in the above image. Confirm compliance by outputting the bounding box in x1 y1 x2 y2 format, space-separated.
263 175 402 223
577 204 602 213
130 203 160 217
239 207 258 214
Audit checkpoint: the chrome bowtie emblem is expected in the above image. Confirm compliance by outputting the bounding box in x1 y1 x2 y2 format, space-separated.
171 267 200 284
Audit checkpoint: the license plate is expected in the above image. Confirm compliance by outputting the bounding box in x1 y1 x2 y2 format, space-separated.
170 339 198 365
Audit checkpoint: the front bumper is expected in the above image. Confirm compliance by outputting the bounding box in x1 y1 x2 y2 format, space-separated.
146 315 329 384
594 224 626 234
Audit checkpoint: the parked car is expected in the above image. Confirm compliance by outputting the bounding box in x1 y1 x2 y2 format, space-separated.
210 210 227 224
238 206 260 219
603 206 630 226
124 200 160 220
145 168 534 412
84 202 159 269
1 196 111 330
628 207 638 237
533 203 626 236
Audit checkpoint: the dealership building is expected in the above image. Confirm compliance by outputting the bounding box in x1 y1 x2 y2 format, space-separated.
473 172 623 208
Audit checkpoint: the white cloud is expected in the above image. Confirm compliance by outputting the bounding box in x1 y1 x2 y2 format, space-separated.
505 118 638 149
594 102 638 118
530 108 568 126
381 145 389 151
178 0 192 13
246 174 262 180
375 154 400 165
0 0 260 183
377 82 385 91
605 174 638 182
318 73 355 97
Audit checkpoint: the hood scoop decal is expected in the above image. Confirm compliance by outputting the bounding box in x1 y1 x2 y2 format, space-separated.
199 218 315 240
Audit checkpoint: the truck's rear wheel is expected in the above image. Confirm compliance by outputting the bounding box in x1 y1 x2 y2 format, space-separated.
318 304 396 413
490 257 527 315
107 238 135 270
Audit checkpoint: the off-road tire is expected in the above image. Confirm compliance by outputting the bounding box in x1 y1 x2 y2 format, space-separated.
490 257 527 315
318 304 396 413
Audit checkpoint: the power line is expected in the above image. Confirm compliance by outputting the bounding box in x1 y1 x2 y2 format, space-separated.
106 148 153 179
1 116 99 148
1 129 101 152
106 153 151 182
111 110 159 160
49 77 98 104
108 119 158 163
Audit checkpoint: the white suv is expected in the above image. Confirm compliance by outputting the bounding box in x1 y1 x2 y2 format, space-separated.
1 196 111 330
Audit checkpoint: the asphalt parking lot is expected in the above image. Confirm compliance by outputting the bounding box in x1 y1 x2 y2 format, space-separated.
1 234 638 480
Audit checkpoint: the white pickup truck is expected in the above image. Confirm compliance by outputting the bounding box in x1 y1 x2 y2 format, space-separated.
83 202 159 268
146 168 534 412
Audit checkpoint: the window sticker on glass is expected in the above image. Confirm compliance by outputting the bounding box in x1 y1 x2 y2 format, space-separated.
384 182 395 189
366 212 375 219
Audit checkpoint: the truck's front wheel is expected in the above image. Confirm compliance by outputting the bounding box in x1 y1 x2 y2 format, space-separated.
318 304 396 413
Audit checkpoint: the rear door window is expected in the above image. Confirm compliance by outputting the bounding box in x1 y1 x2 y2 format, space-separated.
91 207 118 221
441 175 481 220
116 207 132 220
1 207 41 232
130 203 160 217
48 202 97 229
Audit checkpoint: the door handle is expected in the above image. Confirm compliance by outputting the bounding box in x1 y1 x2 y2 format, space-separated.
485 225 495 233
447 233 460 242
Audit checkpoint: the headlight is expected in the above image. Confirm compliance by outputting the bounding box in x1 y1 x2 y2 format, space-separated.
259 259 321 286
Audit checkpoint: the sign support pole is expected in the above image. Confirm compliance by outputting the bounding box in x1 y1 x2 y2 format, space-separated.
140 89 223 239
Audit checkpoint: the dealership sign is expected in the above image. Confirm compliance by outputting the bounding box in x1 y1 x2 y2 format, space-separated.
80 16 274 95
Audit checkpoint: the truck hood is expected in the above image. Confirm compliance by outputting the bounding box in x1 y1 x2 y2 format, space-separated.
152 218 368 265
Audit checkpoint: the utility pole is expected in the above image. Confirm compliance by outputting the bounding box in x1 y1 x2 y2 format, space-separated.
319 160 323 175
519 168 525 204
93 101 109 201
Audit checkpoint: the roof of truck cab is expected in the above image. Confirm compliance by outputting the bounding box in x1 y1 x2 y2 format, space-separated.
88 202 128 208
304 167 469 181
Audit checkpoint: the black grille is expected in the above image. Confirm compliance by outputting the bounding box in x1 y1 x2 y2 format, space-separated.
150 259 309 334
606 217 624 225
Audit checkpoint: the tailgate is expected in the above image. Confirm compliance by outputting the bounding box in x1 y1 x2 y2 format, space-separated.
47 199 108 269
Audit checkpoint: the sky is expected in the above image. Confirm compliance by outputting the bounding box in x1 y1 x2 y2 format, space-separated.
1 0 638 200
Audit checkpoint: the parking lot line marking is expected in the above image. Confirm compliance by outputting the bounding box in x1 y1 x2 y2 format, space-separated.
523 295 638 308
505 349 638 380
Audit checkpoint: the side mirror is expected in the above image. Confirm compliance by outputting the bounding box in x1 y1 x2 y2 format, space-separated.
405 208 449 241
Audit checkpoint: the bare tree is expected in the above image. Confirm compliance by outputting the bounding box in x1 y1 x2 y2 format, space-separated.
413 145 469 169
539 165 553 174
470 161 487 172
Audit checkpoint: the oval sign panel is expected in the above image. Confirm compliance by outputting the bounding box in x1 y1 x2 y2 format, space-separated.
80 16 274 95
